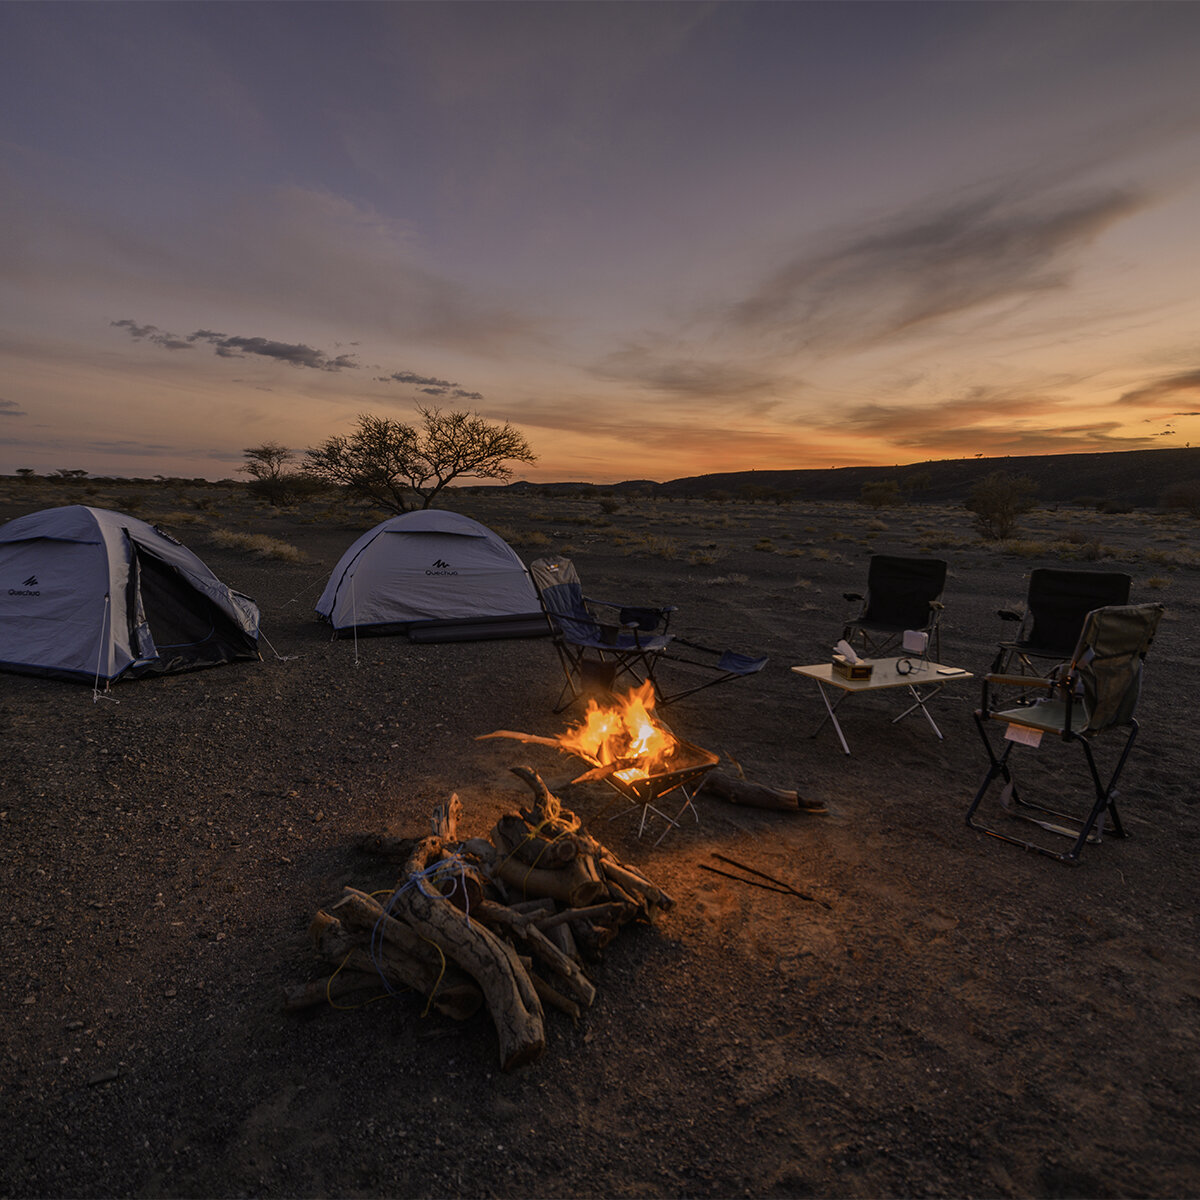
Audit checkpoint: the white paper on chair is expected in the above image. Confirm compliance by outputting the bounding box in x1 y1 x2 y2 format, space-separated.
1004 723 1042 748
902 629 928 654
834 639 860 664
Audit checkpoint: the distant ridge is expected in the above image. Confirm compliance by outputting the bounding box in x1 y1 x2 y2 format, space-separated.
507 447 1199 508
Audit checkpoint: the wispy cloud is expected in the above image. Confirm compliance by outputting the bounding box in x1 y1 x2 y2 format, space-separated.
726 185 1150 352
588 342 787 401
819 386 1164 457
1118 369 1200 406
0 397 27 417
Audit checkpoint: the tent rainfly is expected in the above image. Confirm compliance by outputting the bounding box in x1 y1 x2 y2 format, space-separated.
316 510 547 641
0 505 261 684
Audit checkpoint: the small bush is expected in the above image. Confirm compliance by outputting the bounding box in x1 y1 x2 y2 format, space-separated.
859 479 901 509
1159 479 1200 518
208 530 307 562
966 471 1038 540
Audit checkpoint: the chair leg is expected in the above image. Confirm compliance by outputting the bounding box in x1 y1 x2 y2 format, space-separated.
966 714 1140 864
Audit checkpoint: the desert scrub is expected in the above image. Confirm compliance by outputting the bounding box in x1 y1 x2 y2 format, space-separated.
1144 576 1172 590
208 530 307 562
998 539 1052 558
640 535 679 559
704 573 749 586
753 538 776 552
149 510 208 527
688 547 725 566
865 519 888 532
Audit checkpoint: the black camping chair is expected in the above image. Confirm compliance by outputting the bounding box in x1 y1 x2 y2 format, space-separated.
991 568 1131 675
966 602 1163 865
529 557 675 712
841 555 947 661
529 557 768 710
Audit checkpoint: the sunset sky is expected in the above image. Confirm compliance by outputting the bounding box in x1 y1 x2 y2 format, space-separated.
3 1 1200 484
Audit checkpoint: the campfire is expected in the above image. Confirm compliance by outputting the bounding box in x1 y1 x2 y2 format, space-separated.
480 681 720 841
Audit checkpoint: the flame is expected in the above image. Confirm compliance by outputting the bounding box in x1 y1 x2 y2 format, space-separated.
557 681 678 780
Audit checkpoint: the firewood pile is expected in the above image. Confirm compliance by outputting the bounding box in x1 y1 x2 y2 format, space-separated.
284 766 674 1071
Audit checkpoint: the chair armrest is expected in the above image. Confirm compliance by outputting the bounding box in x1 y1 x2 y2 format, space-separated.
984 674 1057 690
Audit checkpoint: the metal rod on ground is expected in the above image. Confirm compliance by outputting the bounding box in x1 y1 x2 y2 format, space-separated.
709 853 830 908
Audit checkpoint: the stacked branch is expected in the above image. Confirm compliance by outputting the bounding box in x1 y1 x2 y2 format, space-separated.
286 768 673 1071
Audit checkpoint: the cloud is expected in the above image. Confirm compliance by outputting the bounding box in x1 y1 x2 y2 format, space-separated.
588 342 786 400
0 397 27 417
117 319 360 370
815 385 1165 458
726 185 1149 352
187 330 358 371
110 319 193 351
113 318 488 392
377 369 485 400
1118 369 1200 406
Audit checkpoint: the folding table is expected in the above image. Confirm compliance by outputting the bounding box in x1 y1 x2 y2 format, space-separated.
791 659 973 755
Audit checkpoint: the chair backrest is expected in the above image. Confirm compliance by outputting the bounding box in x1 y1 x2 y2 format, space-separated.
1024 568 1132 655
529 557 592 643
862 555 947 627
1071 603 1163 733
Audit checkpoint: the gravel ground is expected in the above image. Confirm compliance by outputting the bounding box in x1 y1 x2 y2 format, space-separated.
1 488 1198 1198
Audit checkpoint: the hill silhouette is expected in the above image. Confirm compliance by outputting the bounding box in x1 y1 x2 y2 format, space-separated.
511 447 1200 508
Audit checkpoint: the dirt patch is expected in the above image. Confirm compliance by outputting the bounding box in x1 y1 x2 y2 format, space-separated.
1 487 1198 1197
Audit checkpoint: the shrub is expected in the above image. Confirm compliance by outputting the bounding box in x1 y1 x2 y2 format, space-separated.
966 471 1038 540
859 479 901 509
1159 479 1200 518
208 530 307 562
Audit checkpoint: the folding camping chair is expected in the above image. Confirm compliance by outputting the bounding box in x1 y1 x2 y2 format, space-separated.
965 602 1163 864
841 555 947 661
529 557 675 712
991 567 1131 675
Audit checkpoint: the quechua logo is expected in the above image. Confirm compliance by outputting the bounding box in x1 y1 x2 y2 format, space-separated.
426 558 457 576
9 573 41 596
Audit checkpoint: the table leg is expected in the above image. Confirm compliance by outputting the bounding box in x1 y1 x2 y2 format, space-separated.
892 683 946 738
810 680 851 755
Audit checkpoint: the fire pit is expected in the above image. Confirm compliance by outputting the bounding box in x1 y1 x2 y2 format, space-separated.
480 682 720 843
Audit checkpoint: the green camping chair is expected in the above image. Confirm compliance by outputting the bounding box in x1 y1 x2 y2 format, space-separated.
966 603 1164 864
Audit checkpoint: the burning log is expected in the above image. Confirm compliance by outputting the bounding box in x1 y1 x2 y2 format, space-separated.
291 771 673 1069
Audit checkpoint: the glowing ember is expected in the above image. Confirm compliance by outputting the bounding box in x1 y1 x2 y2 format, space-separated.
557 681 678 781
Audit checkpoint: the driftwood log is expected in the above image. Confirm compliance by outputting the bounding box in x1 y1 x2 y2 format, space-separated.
697 769 828 814
291 767 672 1070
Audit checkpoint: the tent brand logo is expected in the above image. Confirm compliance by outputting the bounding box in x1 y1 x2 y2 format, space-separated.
426 559 458 576
9 573 41 596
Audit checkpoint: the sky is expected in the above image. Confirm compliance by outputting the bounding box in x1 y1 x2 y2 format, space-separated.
3 1 1200 485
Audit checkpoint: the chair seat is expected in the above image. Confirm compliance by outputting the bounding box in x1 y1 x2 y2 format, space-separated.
989 699 1087 735
716 650 769 675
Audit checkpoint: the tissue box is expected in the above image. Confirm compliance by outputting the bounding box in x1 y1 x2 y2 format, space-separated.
832 654 873 681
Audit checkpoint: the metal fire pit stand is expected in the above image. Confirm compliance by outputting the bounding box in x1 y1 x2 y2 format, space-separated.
588 739 719 845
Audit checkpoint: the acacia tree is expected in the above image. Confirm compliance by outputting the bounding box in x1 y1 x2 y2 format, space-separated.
302 408 536 512
241 442 306 506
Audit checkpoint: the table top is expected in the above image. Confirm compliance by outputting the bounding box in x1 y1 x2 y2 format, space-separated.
791 659 974 692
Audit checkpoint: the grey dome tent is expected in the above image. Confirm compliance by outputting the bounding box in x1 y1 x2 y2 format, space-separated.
316 510 546 641
0 505 260 684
